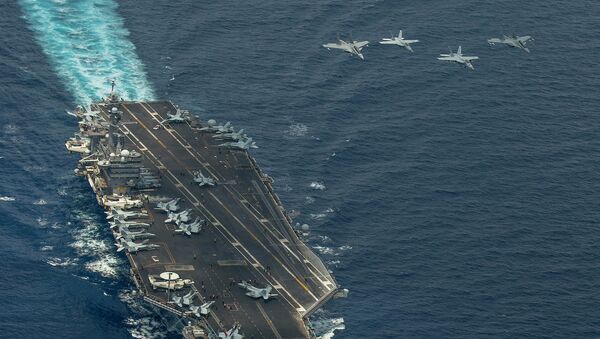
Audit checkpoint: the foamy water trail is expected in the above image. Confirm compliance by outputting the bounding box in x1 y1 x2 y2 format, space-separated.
18 0 155 106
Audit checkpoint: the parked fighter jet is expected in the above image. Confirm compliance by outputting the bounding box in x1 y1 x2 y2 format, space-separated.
488 34 533 53
189 301 215 317
155 198 180 213
213 128 246 141
219 137 258 150
437 46 479 70
379 30 419 52
323 37 369 60
175 217 204 236
219 325 244 339
172 290 198 307
109 218 150 229
200 121 233 133
165 209 192 224
160 109 188 124
105 208 148 220
193 170 216 187
116 227 156 241
115 238 159 253
238 281 278 300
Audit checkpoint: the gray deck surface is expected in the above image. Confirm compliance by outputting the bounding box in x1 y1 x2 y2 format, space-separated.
94 101 337 338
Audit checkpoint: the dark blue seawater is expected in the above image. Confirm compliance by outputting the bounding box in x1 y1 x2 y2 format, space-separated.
1 0 600 338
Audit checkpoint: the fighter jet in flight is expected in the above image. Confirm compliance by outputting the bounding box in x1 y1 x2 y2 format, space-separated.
238 281 278 300
193 170 216 187
172 290 198 307
219 137 258 150
488 34 533 53
160 109 188 124
200 121 233 134
219 325 244 339
165 209 193 225
437 46 479 70
323 37 369 60
189 301 215 317
379 30 419 52
175 217 204 236
115 238 159 253
105 208 148 220
213 128 246 141
155 198 181 213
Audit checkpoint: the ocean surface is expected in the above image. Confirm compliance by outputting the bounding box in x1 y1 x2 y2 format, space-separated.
1 0 599 338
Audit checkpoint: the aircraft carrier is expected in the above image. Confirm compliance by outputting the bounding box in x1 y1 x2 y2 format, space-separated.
66 91 341 338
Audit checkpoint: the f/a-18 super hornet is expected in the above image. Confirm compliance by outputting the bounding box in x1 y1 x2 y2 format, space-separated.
165 209 193 224
212 128 246 141
175 217 204 236
238 281 278 300
379 30 419 52
488 34 533 53
220 137 258 150
193 170 216 187
323 36 369 60
115 238 160 253
172 290 198 307
219 325 244 339
155 198 180 213
109 218 150 229
160 108 189 124
437 46 479 70
189 301 215 317
105 208 148 220
116 227 156 241
200 120 233 133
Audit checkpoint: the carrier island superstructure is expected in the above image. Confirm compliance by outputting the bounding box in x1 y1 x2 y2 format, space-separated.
65 92 342 338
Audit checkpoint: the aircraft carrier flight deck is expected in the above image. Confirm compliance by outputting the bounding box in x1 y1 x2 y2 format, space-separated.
66 93 340 339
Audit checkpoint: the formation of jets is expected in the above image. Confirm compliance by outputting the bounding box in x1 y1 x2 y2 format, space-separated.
238 281 278 300
323 30 533 70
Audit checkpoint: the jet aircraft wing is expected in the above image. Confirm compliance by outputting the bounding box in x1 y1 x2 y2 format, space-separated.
322 43 346 50
353 41 369 50
517 35 531 42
